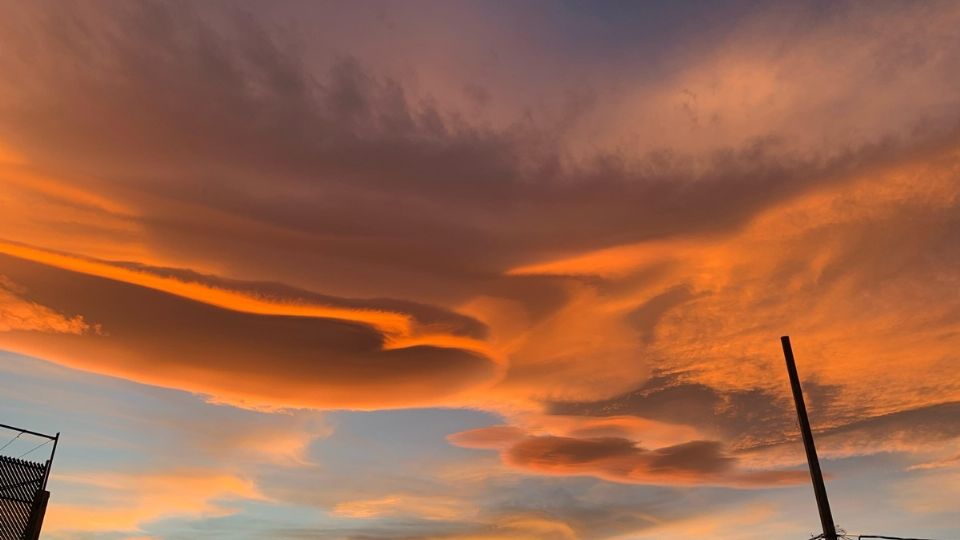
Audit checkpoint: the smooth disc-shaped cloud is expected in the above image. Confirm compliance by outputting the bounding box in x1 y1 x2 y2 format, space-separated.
0 253 499 409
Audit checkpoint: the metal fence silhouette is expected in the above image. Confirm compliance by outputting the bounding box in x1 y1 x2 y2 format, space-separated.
0 455 46 540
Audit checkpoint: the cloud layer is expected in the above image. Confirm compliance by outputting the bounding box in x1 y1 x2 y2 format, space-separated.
2 1 960 538
0 250 498 409
451 426 807 487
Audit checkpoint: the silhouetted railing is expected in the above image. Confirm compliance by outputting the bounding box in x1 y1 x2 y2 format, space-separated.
0 424 57 540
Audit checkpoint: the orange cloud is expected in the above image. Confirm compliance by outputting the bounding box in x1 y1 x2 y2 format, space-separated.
450 415 702 453
45 470 262 534
450 427 807 488
332 494 471 521
400 514 581 540
506 436 807 487
0 240 410 337
500 147 960 456
0 142 25 164
0 251 500 410
0 275 94 334
0 6 959 520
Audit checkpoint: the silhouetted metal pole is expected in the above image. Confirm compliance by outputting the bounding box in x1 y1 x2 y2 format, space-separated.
781 336 838 540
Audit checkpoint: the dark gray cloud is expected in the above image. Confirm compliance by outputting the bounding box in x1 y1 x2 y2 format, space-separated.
819 401 960 441
553 374 960 465
549 374 853 449
750 400 960 457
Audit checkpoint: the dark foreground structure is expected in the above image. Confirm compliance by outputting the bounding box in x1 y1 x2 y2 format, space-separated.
782 335 838 540
0 424 58 540
781 336 947 540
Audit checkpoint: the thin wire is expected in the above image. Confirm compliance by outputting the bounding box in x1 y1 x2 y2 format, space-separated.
17 439 51 459
858 536 945 540
812 529 946 540
0 432 22 453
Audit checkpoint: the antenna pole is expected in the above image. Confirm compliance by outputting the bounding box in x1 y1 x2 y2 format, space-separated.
781 336 837 540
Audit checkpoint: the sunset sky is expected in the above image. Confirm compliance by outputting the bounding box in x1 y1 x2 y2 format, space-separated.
1 1 960 538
